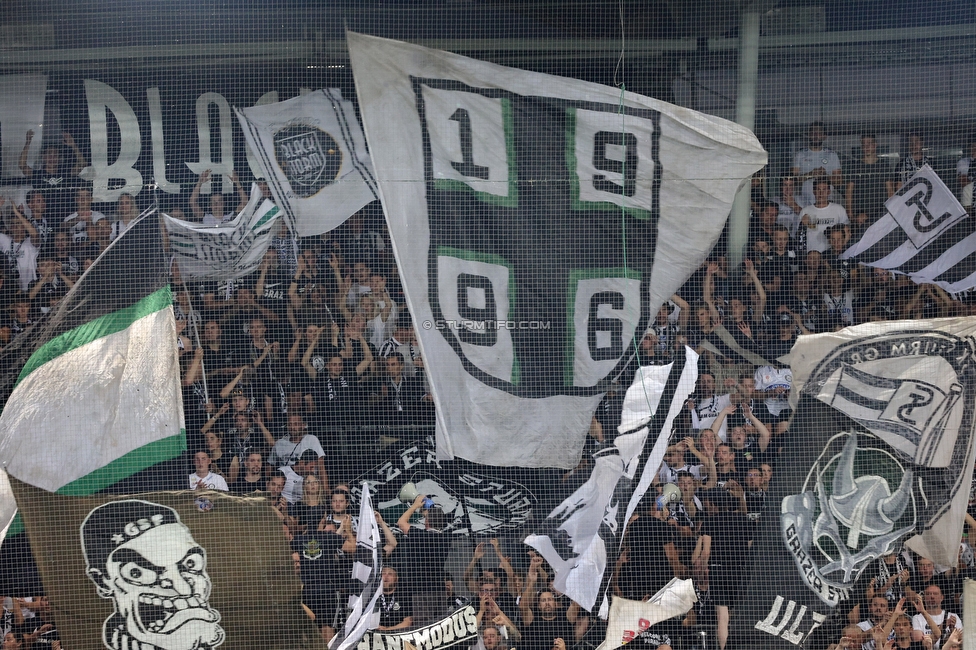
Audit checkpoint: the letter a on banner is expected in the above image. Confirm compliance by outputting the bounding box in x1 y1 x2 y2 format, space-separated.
347 31 767 468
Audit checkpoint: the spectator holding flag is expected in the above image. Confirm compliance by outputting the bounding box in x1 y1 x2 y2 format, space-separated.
189 169 248 226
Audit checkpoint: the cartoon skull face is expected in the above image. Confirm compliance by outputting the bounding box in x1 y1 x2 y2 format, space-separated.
84 502 225 650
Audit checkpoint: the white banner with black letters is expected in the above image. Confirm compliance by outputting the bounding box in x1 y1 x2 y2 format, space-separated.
236 89 377 237
164 183 280 280
347 31 766 469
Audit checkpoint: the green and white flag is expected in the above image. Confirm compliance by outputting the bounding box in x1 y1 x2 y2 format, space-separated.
165 182 281 279
0 208 184 547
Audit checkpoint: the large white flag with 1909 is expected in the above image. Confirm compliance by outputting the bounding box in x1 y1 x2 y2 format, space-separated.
348 31 767 468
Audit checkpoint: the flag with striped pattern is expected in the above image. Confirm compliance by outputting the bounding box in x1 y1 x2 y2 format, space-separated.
330 483 383 650
842 165 976 292
0 209 184 563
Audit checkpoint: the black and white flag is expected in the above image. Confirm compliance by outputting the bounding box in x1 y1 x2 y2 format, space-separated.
734 318 976 649
236 89 377 237
347 31 766 469
843 165 976 292
525 347 698 612
330 483 383 650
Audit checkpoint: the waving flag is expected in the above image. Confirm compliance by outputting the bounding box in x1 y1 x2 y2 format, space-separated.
0 209 185 589
525 347 698 612
347 31 766 469
330 483 383 650
165 183 281 280
236 89 377 237
734 318 976 649
842 165 976 292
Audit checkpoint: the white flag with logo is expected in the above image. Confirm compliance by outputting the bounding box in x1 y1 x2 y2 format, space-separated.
788 317 976 567
842 165 976 292
597 582 698 650
347 31 766 469
330 483 383 650
236 89 377 237
164 183 280 280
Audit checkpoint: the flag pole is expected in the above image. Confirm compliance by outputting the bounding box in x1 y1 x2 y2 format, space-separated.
186 291 211 407
153 177 211 406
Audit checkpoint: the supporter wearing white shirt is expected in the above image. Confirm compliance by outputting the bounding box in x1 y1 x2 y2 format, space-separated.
189 450 229 491
688 372 733 441
800 179 849 253
63 187 107 243
910 585 960 648
0 201 39 291
792 121 843 206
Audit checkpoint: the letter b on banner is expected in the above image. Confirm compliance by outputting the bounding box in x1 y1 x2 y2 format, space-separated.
84 80 143 202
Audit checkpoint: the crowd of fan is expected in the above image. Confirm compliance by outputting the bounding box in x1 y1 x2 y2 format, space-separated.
612 121 976 650
3 122 976 650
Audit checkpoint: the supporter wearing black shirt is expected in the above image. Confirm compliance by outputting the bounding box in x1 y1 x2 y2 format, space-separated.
846 134 890 234
520 556 580 650
394 495 452 595
615 499 684 600
765 310 805 361
377 566 413 630
696 485 753 650
291 529 352 634
713 444 742 488
254 248 292 344
374 352 427 429
18 130 87 216
905 556 950 599
230 452 266 494
310 354 355 435
200 319 241 378
759 226 798 306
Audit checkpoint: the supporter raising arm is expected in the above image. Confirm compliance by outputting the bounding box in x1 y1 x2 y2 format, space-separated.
19 129 87 177
189 170 247 224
